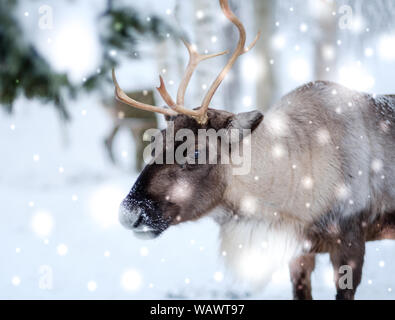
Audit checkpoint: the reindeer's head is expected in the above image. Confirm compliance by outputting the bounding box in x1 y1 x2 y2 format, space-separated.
114 0 262 239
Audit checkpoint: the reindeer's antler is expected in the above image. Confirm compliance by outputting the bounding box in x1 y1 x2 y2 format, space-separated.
112 0 260 124
176 40 228 109
112 69 177 117
198 0 261 123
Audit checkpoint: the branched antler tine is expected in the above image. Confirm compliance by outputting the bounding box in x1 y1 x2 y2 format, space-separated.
112 69 177 117
243 30 261 54
176 39 228 108
157 75 177 108
198 0 260 123
200 50 229 61
176 40 198 108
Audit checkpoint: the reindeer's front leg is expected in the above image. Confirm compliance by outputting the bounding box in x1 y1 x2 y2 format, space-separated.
289 253 316 300
329 230 365 300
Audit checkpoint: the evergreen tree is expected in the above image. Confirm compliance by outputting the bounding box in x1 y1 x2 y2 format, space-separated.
0 0 75 120
0 0 175 120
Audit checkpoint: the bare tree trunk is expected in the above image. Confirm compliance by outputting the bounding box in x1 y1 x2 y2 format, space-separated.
154 0 188 126
192 0 223 108
254 0 277 111
174 0 190 84
222 0 241 113
313 0 337 81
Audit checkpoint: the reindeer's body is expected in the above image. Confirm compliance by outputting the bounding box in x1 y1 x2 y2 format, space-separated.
217 81 395 298
114 0 395 299
222 80 395 239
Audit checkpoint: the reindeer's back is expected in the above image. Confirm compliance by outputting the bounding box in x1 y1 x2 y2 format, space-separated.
272 81 395 218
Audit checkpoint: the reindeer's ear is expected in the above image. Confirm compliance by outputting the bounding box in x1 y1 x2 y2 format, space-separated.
225 110 263 143
229 110 263 132
164 114 177 122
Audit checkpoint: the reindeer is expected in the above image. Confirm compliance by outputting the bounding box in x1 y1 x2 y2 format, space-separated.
102 90 157 171
113 0 395 300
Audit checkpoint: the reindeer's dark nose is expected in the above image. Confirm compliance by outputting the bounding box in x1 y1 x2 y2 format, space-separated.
119 193 169 239
119 198 142 230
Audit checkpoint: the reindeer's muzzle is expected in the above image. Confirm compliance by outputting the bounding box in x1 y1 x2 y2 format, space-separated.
119 194 169 240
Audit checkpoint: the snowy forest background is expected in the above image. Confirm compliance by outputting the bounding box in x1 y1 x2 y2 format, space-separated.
1 0 395 299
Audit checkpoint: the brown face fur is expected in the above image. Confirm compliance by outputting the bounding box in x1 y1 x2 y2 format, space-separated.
118 108 263 239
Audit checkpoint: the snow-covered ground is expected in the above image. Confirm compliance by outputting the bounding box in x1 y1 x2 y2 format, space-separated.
1 95 395 300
